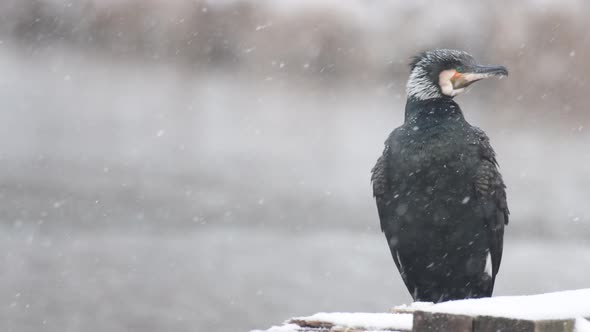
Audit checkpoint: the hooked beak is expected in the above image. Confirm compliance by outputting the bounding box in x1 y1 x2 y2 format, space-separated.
471 64 509 76
451 65 508 89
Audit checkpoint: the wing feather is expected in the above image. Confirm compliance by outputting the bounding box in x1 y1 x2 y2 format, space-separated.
472 128 509 280
372 143 408 287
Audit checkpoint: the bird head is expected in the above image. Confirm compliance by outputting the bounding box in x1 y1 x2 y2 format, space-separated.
406 49 508 101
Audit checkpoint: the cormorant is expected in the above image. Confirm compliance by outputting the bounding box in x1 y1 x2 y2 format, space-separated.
371 49 509 303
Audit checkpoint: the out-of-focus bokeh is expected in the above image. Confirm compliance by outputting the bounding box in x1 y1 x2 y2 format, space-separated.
1 0 589 331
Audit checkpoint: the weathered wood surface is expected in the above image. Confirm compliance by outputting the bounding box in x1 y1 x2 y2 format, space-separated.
475 316 574 332
413 311 473 332
413 311 576 332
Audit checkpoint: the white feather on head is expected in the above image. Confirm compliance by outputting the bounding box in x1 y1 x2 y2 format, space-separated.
406 49 475 100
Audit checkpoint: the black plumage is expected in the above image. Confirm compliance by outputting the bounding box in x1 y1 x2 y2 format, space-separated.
371 49 509 303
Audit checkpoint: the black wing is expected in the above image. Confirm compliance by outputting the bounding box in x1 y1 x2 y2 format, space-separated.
371 141 406 277
371 144 393 232
472 128 509 281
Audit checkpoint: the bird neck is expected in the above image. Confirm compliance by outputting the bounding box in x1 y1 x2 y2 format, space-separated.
404 97 465 126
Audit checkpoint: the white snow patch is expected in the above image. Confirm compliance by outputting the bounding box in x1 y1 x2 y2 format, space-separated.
393 301 434 313
250 323 300 332
576 317 590 332
423 289 590 320
290 312 412 331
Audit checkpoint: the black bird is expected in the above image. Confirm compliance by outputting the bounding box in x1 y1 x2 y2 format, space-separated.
371 49 509 303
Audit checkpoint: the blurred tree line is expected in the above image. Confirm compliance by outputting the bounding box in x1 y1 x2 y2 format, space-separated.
1 0 589 118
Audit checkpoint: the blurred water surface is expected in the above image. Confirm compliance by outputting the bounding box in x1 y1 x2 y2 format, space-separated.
3 228 590 332
1 1 590 331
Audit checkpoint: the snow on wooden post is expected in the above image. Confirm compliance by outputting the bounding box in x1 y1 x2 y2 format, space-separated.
252 289 590 332
288 312 413 331
413 289 590 332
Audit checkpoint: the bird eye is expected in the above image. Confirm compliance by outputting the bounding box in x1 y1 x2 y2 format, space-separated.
456 67 464 73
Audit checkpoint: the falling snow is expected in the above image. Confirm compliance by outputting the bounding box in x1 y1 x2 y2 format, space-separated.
1 1 589 332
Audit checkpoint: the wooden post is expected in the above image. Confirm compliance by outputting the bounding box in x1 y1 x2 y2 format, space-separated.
474 316 575 332
413 311 576 332
413 311 473 332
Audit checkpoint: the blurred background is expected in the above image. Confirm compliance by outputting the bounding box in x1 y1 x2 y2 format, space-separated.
1 0 590 331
